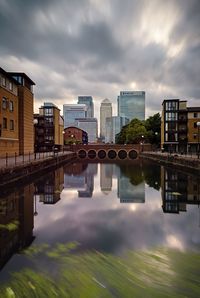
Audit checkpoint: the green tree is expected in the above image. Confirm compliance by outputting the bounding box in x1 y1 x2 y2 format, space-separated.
145 113 161 145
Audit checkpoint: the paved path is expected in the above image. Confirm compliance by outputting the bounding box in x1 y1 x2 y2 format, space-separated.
149 151 199 160
0 151 73 168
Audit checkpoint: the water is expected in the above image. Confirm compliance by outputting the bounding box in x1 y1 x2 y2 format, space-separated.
0 159 200 297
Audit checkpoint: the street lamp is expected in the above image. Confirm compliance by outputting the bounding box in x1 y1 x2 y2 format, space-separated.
197 122 200 159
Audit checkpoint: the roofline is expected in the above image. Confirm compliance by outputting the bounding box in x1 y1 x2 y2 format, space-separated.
0 67 20 85
8 72 35 85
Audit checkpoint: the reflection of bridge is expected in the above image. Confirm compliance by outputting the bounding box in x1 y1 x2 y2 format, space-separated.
64 144 143 160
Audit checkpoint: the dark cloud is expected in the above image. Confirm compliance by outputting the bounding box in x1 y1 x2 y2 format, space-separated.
0 0 199 116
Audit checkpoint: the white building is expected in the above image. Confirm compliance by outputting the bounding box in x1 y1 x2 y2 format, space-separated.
63 104 87 128
105 116 129 143
100 98 112 141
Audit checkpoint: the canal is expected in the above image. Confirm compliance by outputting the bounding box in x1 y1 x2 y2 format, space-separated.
0 159 200 297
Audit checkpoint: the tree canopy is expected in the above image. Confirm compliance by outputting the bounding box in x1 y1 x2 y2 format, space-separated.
116 113 161 145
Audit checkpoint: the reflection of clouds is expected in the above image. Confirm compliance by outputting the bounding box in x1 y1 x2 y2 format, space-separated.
34 187 200 253
166 235 184 252
33 163 200 254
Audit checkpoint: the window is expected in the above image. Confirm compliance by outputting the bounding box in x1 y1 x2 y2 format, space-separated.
3 118 7 129
165 112 178 121
194 112 198 118
44 108 53 116
2 77 6 86
2 97 7 109
193 134 197 139
194 122 197 128
9 101 14 112
165 101 178 111
10 120 14 130
9 81 13 91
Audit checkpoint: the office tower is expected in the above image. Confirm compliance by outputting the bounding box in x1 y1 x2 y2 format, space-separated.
78 96 94 118
105 116 129 143
118 91 145 121
75 118 98 143
34 102 64 152
63 104 87 128
100 98 112 141
161 99 200 153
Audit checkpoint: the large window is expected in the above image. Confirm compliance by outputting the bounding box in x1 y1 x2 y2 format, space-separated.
9 100 14 112
165 101 178 111
2 77 6 86
2 97 7 109
44 108 53 116
3 118 7 129
9 81 13 91
165 112 178 121
10 120 14 130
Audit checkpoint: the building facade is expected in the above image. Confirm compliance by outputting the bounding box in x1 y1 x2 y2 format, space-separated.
34 103 64 152
100 98 112 141
118 91 145 121
0 67 35 157
63 104 87 128
75 118 98 143
63 126 88 144
9 72 35 155
161 99 200 153
77 96 94 118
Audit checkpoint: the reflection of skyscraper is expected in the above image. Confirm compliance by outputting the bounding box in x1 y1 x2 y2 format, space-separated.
161 166 200 213
0 184 35 269
35 168 64 204
64 163 97 198
117 163 145 203
100 164 113 194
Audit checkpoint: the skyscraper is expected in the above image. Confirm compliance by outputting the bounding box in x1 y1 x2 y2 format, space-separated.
118 91 145 121
105 116 129 143
100 98 112 141
78 96 94 118
75 118 98 143
63 104 87 128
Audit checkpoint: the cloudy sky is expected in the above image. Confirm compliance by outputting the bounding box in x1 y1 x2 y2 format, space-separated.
0 0 199 119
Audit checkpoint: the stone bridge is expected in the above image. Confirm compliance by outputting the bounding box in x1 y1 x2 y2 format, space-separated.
64 144 146 160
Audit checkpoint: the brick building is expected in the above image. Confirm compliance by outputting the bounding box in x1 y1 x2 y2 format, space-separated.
63 126 88 145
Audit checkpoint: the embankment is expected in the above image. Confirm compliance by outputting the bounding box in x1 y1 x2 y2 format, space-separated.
141 152 200 175
0 152 76 188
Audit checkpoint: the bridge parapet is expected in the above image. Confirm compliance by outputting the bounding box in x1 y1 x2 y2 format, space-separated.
64 144 143 160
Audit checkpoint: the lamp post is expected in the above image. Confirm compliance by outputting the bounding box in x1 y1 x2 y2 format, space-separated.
141 135 144 152
197 122 200 159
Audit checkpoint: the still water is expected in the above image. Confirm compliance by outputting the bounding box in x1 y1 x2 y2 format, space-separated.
0 159 200 297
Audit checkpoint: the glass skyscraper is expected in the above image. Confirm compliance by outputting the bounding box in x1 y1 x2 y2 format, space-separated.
117 91 145 121
63 104 87 128
77 96 94 118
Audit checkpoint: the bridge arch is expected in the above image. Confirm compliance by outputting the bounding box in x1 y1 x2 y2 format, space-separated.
74 145 139 160
97 149 106 159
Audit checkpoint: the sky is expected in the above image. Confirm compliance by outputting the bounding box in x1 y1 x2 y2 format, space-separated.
0 0 200 120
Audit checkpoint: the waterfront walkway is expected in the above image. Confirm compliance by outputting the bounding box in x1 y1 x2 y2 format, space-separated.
0 151 73 169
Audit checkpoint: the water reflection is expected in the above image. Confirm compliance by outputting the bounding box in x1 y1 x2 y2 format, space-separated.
0 184 35 270
0 161 200 276
161 166 200 213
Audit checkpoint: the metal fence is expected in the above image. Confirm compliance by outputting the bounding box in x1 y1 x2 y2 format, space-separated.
0 151 67 168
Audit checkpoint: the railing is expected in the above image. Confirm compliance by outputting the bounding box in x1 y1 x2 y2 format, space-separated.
0 150 70 168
